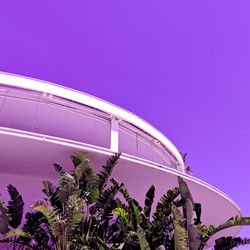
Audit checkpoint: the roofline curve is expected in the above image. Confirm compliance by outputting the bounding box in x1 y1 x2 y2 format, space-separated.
0 72 184 170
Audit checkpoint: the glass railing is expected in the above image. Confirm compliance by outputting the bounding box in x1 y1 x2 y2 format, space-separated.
0 84 178 170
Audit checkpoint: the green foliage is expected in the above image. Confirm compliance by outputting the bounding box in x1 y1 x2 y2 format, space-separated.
0 239 34 250
153 187 181 222
171 205 189 250
95 236 111 250
213 215 250 235
150 187 181 248
96 178 124 221
54 163 75 205
0 228 34 250
0 199 9 234
1 152 250 250
31 200 59 240
113 199 131 235
113 207 130 224
66 194 85 228
134 231 151 250
77 155 99 204
199 215 250 249
119 186 143 231
0 228 31 241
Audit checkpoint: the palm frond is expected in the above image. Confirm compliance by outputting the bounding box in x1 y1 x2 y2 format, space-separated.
113 207 130 223
31 200 59 239
153 187 180 222
93 236 110 250
65 194 85 228
150 187 180 248
22 211 51 249
97 153 121 195
144 184 155 218
7 184 24 229
214 236 250 250
70 152 85 168
112 198 132 236
54 163 75 204
0 228 31 241
0 238 34 250
42 180 62 212
78 158 99 204
208 216 250 238
71 152 89 184
54 163 66 176
119 186 142 230
95 178 124 234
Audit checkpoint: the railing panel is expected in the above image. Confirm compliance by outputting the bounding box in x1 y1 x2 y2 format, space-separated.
0 87 111 149
0 96 38 132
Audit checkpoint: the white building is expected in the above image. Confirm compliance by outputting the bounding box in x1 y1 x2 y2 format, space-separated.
0 72 241 247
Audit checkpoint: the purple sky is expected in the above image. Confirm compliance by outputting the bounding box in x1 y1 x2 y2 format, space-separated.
1 1 250 245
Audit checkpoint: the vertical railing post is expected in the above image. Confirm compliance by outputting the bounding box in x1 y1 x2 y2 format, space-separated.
110 116 119 152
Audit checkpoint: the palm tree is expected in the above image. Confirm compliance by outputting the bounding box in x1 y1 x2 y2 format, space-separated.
0 152 122 249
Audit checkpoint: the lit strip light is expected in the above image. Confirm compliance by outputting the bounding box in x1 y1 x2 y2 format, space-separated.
0 72 184 171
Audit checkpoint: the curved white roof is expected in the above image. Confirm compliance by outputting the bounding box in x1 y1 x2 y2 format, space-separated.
0 72 184 170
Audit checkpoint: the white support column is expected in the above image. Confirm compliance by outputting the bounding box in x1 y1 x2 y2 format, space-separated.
110 117 119 152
